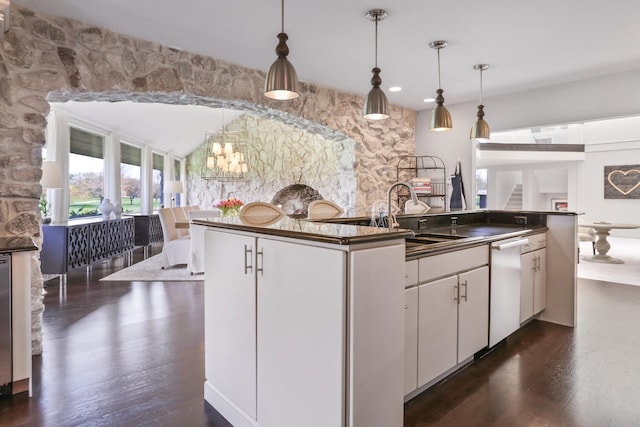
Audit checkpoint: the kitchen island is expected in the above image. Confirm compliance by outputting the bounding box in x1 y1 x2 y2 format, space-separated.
195 210 578 427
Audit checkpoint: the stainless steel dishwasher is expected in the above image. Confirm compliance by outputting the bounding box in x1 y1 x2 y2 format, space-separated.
489 237 529 347
0 253 11 394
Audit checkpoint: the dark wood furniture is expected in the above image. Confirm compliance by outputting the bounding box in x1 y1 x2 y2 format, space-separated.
41 217 135 281
132 214 164 258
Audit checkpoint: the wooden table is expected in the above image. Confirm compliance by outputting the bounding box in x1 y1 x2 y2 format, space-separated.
580 221 640 263
174 221 190 229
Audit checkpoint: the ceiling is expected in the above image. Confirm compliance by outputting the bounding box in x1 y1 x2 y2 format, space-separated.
15 0 640 111
52 101 245 157
16 0 640 156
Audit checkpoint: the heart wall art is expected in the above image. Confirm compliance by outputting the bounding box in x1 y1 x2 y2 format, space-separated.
604 164 640 199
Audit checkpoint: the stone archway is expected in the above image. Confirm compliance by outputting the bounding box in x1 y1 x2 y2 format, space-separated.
0 5 416 353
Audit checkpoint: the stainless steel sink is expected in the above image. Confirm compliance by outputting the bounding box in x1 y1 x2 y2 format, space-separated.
405 235 461 246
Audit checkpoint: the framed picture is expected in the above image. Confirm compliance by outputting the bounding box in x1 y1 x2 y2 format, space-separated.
604 164 640 199
551 198 568 211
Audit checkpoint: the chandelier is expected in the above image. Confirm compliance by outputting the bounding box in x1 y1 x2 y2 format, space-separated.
201 116 249 181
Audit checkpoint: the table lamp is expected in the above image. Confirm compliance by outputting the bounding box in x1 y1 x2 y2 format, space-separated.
166 180 184 208
40 161 64 224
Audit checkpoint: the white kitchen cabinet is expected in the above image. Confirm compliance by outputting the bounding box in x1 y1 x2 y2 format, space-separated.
457 267 490 363
404 260 419 395
257 238 345 427
417 275 458 386
403 246 489 392
520 233 547 323
416 266 489 388
204 228 405 427
404 286 418 395
204 231 257 419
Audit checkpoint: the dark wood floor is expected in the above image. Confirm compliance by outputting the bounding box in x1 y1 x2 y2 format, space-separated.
1 246 640 426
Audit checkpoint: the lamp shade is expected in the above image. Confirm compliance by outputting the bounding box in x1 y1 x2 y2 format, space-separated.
430 91 453 131
363 9 389 120
264 0 298 100
363 81 390 119
470 64 490 140
40 161 64 189
470 105 490 140
166 180 184 193
265 51 299 100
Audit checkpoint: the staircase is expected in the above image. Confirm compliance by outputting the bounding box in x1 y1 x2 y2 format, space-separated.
504 184 523 210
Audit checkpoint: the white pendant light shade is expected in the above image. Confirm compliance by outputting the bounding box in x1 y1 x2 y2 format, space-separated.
429 40 452 132
264 0 299 100
363 9 389 120
470 64 490 140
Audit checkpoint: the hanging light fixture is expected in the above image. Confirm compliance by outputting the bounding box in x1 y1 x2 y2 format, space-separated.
470 63 490 141
201 110 250 181
429 40 452 131
264 0 299 100
363 9 389 120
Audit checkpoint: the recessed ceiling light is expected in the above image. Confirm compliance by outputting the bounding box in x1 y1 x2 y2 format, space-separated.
389 86 402 92
423 97 435 103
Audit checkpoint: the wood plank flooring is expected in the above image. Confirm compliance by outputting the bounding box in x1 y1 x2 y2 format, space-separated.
1 246 640 426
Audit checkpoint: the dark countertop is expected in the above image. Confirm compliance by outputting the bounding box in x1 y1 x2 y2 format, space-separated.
194 210 551 255
0 237 38 253
404 225 547 259
192 215 413 245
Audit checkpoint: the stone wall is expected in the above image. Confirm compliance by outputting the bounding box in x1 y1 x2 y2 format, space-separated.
0 5 416 353
186 113 357 212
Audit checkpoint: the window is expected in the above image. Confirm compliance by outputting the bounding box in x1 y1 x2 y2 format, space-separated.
173 158 182 206
69 127 105 218
121 142 142 214
476 168 487 209
152 153 165 210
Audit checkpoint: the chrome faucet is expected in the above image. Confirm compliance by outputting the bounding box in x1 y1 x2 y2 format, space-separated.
387 182 419 229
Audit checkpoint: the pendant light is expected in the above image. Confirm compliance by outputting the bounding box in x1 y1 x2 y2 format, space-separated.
470 64 490 141
429 40 452 131
264 0 299 100
363 9 389 120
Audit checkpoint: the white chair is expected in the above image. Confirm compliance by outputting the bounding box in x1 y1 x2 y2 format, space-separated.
578 225 596 255
239 202 286 226
158 207 191 268
187 209 221 275
307 200 345 220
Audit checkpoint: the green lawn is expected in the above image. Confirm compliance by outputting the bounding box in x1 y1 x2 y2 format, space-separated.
68 197 161 218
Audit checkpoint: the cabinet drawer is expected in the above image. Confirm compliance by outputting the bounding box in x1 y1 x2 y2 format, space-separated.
418 245 489 283
405 260 419 288
521 232 546 253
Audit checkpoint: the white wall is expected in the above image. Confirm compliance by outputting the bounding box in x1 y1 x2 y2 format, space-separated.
580 117 640 238
416 68 640 237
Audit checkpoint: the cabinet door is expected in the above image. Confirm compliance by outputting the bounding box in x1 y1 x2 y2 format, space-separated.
417 275 458 387
404 287 418 395
204 230 257 419
520 251 536 323
533 248 547 315
257 238 346 427
457 267 489 363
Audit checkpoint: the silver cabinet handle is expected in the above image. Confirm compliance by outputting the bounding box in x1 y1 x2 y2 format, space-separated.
256 248 264 276
531 257 536 271
460 280 468 302
244 245 253 274
404 305 409 310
